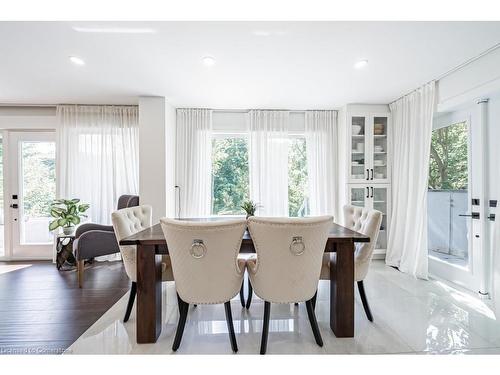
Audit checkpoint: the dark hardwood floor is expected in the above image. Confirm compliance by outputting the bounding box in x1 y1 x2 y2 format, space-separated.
0 260 130 354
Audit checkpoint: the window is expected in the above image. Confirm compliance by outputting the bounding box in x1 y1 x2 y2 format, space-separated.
428 121 468 190
288 137 309 217
211 134 309 217
211 137 250 215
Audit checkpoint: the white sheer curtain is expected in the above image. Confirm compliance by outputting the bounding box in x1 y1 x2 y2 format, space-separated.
305 110 339 219
248 110 289 216
386 81 436 279
176 108 213 218
57 105 139 225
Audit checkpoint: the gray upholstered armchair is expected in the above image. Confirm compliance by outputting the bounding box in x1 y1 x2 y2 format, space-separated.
74 195 139 288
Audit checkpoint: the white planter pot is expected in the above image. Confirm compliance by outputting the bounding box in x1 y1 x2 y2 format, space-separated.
63 226 75 236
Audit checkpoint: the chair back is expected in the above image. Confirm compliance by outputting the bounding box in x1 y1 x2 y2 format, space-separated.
117 195 139 210
160 218 247 304
111 205 152 282
247 216 333 303
343 205 382 281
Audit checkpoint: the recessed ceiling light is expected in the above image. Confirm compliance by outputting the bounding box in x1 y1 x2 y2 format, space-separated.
72 26 156 34
69 56 85 66
202 56 216 66
354 59 368 69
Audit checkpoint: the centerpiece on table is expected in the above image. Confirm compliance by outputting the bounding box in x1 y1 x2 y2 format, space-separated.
241 200 260 219
48 198 90 235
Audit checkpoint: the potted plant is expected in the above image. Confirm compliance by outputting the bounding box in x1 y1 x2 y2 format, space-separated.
241 200 260 219
48 198 90 235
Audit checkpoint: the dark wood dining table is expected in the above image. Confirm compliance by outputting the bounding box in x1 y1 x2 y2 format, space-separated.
120 219 370 343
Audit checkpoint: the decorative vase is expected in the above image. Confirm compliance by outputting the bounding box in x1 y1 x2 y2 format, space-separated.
63 226 75 236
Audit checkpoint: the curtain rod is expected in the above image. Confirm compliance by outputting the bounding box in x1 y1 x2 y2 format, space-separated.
0 103 138 108
178 108 339 113
391 42 500 104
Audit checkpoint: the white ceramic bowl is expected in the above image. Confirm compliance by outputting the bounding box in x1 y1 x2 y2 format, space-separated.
352 125 361 135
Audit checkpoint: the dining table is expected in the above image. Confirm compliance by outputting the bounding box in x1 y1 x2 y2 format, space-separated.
119 218 370 344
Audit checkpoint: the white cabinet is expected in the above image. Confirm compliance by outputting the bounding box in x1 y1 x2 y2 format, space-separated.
348 184 391 254
341 105 391 257
349 114 390 184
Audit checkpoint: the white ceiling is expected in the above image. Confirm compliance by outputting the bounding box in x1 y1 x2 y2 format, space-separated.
1 21 500 109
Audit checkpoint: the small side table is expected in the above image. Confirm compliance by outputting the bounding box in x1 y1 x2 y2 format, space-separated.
56 234 76 270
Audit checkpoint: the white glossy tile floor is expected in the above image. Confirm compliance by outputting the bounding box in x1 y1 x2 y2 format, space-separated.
65 261 500 354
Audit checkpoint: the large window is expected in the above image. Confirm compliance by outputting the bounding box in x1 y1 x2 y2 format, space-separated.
211 134 309 217
211 137 250 215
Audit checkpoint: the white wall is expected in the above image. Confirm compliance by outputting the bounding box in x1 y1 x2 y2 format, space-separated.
0 106 57 130
438 47 500 111
138 97 176 223
165 103 176 218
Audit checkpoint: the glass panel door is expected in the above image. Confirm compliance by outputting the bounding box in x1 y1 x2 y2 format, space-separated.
372 186 388 250
427 120 480 292
9 132 56 259
372 116 388 182
350 116 367 181
349 186 367 208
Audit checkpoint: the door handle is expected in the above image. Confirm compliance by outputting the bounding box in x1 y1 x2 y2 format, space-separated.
366 187 370 198
366 169 369 180
459 212 480 219
370 187 374 198
10 204 18 209
370 169 374 180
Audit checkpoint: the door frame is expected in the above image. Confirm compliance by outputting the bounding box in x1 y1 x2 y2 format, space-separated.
428 114 484 293
0 129 56 261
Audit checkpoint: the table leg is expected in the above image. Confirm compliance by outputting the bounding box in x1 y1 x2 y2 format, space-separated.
136 244 162 343
330 240 355 337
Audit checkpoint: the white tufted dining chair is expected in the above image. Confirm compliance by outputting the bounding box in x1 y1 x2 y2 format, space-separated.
111 205 174 322
320 205 382 322
160 218 247 353
246 216 333 354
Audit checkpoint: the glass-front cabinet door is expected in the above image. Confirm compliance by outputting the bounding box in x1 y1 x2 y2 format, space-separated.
348 184 390 253
371 186 390 251
371 116 389 183
350 116 367 182
349 186 367 208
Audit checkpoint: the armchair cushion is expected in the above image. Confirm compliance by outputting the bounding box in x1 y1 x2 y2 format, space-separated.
74 230 119 261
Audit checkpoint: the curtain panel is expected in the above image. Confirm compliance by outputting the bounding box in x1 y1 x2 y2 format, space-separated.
248 110 289 216
56 105 139 225
305 110 339 220
176 108 213 218
386 81 436 279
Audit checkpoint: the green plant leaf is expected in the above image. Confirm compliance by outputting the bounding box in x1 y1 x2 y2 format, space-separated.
58 218 68 227
49 220 60 231
78 204 90 212
70 198 80 204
